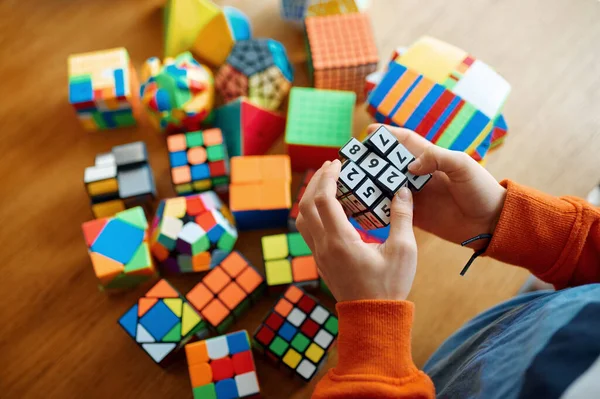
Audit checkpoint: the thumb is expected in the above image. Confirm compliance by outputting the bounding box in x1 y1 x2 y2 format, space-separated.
407 145 476 182
386 187 416 249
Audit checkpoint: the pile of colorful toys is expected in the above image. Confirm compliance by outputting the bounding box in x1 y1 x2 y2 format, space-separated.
73 0 511 397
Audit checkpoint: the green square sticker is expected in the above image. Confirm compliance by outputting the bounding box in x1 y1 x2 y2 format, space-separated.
186 131 204 147
287 232 311 257
291 332 310 353
324 316 338 335
269 336 289 357
193 383 216 399
207 144 225 161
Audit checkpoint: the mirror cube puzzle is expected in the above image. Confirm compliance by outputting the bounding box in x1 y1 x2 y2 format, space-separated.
288 169 316 231
118 279 207 366
305 13 378 103
84 141 156 219
186 251 265 334
261 232 318 292
280 0 364 23
150 192 238 274
285 87 355 171
82 207 156 291
253 286 338 382
366 36 511 162
215 39 294 111
68 47 139 131
229 155 292 230
213 98 286 157
337 126 432 230
140 52 214 133
167 128 229 196
186 330 260 399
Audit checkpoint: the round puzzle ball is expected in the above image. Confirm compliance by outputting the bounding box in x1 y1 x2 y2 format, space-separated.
140 52 214 133
224 6 252 41
215 39 294 111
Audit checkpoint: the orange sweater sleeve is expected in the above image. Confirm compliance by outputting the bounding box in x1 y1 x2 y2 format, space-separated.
312 301 435 399
486 180 600 288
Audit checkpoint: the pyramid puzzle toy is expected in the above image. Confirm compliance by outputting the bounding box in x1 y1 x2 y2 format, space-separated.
82 207 156 291
215 38 294 111
253 285 338 382
366 36 511 162
84 141 156 219
186 251 265 334
305 13 378 102
167 128 229 196
150 192 238 274
223 6 252 42
118 279 207 366
229 155 292 230
68 47 139 131
288 169 316 231
140 52 214 133
285 87 355 171
280 0 363 23
186 330 260 399
337 126 432 230
213 98 287 157
261 233 319 293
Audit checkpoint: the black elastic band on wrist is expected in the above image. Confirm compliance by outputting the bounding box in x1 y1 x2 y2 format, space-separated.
459 234 493 276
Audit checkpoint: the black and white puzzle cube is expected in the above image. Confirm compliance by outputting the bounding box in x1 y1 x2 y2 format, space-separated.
337 126 432 230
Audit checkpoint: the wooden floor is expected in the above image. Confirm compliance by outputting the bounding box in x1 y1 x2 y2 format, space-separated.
2 0 600 397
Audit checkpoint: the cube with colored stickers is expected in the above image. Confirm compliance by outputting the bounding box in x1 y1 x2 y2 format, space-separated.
288 169 316 231
167 128 229 196
280 0 363 23
150 192 238 274
118 279 208 366
285 88 355 172
186 251 265 334
253 285 338 382
68 47 139 131
186 330 260 398
82 207 156 291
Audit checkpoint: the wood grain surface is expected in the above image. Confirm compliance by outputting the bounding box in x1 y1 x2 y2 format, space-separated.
2 0 600 397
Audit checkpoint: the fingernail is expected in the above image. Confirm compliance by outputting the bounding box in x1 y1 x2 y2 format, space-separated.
408 159 421 172
332 159 341 166
397 187 411 202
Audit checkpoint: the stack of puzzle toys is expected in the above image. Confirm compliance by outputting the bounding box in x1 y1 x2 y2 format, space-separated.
84 141 156 218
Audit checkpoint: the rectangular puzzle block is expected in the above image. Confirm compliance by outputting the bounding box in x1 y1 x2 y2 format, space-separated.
253 285 338 382
186 330 260 398
288 169 316 231
186 251 265 334
118 279 208 366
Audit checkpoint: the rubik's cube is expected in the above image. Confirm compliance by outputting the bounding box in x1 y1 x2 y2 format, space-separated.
280 0 362 23
186 331 260 399
82 207 156 291
68 47 138 131
167 128 229 196
118 279 207 366
215 39 294 111
140 52 214 133
186 251 265 334
253 286 338 382
229 155 292 230
84 141 156 219
150 192 238 274
288 169 316 231
337 126 432 230
305 13 378 102
366 36 511 162
285 87 355 171
213 98 286 157
261 232 318 292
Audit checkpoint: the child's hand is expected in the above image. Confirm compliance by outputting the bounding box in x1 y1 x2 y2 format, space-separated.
372 124 507 249
296 160 418 302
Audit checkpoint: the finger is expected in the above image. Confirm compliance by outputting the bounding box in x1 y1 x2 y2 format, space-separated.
407 145 476 182
298 162 328 238
386 187 416 250
368 124 431 157
295 214 316 253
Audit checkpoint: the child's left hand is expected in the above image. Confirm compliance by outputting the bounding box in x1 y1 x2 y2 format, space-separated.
296 160 418 302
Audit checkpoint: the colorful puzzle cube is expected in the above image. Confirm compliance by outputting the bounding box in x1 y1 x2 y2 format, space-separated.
84 141 156 219
261 232 318 293
366 36 511 162
82 207 156 290
167 128 229 196
215 39 294 111
186 251 265 334
150 192 238 274
253 285 338 382
280 0 364 23
229 155 292 230
118 279 207 366
140 52 214 133
285 87 355 171
288 170 316 231
337 126 432 230
186 330 260 398
305 13 378 102
68 47 139 131
213 98 286 157
224 6 252 42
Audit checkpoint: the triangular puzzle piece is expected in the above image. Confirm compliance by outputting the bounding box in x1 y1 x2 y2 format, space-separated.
118 304 138 337
146 279 180 298
124 243 153 274
82 218 109 247
181 303 202 336
142 343 176 363
138 297 159 317
163 298 183 317
162 322 181 342
136 324 156 343
116 207 148 230
90 252 124 285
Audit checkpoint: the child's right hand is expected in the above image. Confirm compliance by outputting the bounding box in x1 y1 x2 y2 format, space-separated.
372 125 507 249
